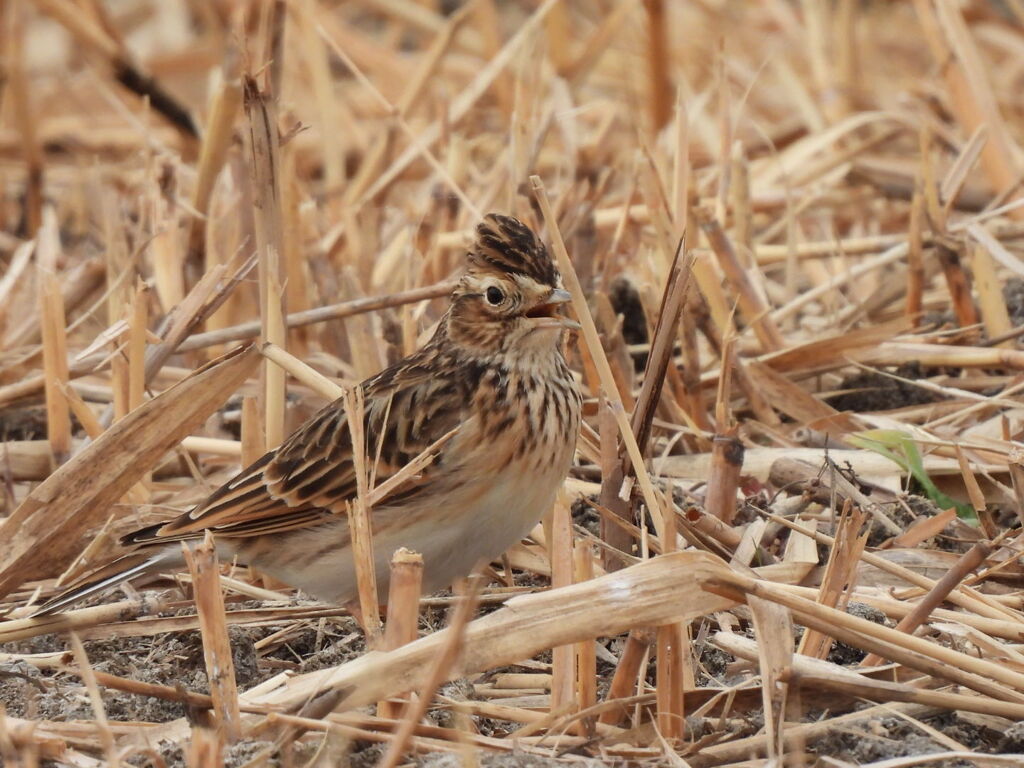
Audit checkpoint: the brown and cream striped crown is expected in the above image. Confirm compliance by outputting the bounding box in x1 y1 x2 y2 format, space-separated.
468 214 559 287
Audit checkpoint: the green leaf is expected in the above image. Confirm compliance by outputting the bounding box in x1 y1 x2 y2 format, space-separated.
846 430 977 522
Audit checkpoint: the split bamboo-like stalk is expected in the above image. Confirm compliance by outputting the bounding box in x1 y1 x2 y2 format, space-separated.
243 75 287 451
796 503 867 660
183 532 242 743
5 4 43 236
936 241 980 329
971 241 1015 346
188 67 242 267
905 180 926 321
37 208 71 462
377 578 482 768
573 541 597 736
240 395 264 468
704 430 744 524
378 548 424 720
127 281 149 413
549 496 576 712
39 272 71 462
343 385 383 643
642 0 672 132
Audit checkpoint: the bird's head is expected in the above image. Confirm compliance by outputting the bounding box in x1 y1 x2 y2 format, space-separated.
447 214 578 358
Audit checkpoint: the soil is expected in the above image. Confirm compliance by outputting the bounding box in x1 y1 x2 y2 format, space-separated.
3 593 1021 766
808 711 1016 765
826 362 939 412
0 482 1009 768
608 276 648 372
0 626 271 724
419 753 611 767
828 603 888 665
1002 277 1024 328
571 497 602 537
865 496 919 547
0 405 50 441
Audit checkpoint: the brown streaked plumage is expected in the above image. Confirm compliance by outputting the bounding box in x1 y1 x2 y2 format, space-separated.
33 214 582 615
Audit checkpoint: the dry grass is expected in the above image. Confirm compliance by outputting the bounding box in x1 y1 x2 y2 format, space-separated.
3 1 1024 766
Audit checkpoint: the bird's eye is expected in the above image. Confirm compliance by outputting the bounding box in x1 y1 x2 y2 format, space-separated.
485 286 505 305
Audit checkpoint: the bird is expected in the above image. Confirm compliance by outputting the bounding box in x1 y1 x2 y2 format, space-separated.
32 213 582 616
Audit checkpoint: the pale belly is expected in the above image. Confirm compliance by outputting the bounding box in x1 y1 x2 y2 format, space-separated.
227 457 568 604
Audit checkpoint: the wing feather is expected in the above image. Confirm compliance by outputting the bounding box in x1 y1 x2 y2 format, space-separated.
123 344 466 547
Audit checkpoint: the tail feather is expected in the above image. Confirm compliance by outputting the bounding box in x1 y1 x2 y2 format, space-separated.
29 549 181 617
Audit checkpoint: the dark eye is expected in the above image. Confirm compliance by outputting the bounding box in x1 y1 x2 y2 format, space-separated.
485 286 505 305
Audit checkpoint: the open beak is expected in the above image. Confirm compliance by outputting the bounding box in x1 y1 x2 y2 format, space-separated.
525 288 581 330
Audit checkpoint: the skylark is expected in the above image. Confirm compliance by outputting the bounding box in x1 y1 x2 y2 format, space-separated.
34 214 582 615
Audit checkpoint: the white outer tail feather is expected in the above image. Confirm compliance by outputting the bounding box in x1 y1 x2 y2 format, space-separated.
29 549 181 617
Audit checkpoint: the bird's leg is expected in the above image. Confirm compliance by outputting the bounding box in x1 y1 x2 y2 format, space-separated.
343 598 388 638
343 598 364 632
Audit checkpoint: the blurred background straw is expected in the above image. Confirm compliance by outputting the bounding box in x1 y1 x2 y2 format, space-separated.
4 1 1024 766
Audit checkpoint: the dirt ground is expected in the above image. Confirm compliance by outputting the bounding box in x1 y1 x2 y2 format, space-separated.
3 586 1023 766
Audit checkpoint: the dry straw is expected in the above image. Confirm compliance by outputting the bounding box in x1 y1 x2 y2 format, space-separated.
4 1 1024 766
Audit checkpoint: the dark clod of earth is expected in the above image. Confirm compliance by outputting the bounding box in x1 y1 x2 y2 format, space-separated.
827 362 939 412
1003 277 1024 328
609 276 648 371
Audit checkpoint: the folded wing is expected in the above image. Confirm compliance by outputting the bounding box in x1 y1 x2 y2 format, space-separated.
125 350 466 545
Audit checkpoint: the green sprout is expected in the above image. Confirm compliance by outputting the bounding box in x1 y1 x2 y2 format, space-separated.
846 429 977 522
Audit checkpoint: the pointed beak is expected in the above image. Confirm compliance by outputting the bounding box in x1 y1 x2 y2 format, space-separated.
525 288 580 330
